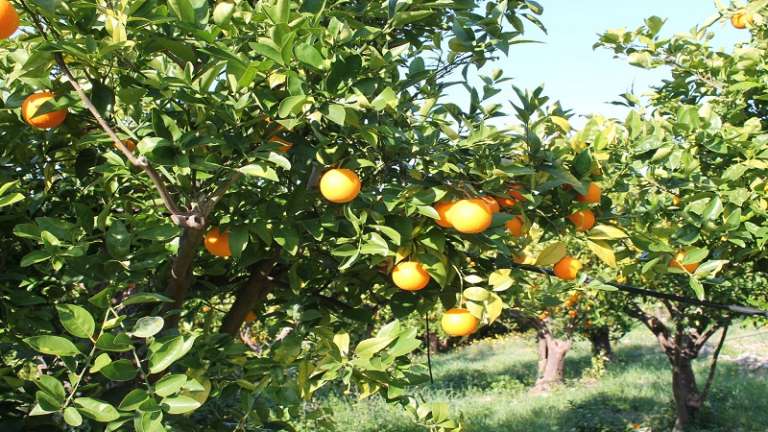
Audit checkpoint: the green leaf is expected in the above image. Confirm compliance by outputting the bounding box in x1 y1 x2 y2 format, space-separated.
168 0 196 23
148 336 184 374
130 316 165 338
154 374 187 398
63 407 83 427
96 333 133 352
0 192 24 208
74 397 120 422
689 278 705 301
588 224 628 240
278 95 308 117
535 242 567 266
213 1 235 25
701 196 723 221
24 336 81 357
20 250 52 267
118 389 149 411
124 293 174 305
35 375 65 403
238 163 279 182
56 304 96 339
587 240 616 268
90 353 112 373
463 287 490 302
274 225 299 255
161 395 202 414
101 359 138 381
324 104 346 126
295 43 325 69
371 87 398 111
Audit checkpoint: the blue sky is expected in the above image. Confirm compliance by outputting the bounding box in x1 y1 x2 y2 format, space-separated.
449 0 749 125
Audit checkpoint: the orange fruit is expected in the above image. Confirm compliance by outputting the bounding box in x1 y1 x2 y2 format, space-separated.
434 201 455 228
445 199 493 234
392 261 431 291
731 11 754 29
672 196 681 207
22 92 68 129
669 251 700 273
201 305 211 313
553 256 582 281
568 209 596 232
244 311 257 322
576 182 601 204
441 308 479 337
204 227 232 257
269 136 293 153
319 168 361 203
0 0 19 40
505 215 525 237
568 310 578 319
480 196 501 213
496 184 526 208
120 139 137 152
538 311 550 320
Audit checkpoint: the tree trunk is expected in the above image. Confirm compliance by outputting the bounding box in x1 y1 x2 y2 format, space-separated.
532 333 571 393
164 227 204 328
671 355 700 431
219 261 275 336
588 326 613 360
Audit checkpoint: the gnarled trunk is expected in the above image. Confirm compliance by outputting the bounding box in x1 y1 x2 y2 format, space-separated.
532 332 571 393
671 355 700 432
588 326 613 360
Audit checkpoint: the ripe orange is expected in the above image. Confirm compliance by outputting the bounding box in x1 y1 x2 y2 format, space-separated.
22 92 68 129
538 311 550 320
553 256 582 281
568 209 596 232
319 168 361 203
244 311 257 322
392 261 431 291
434 201 455 228
445 199 493 234
496 184 526 208
204 227 232 257
731 11 754 29
441 308 479 337
120 139 137 152
576 182 601 204
480 196 501 213
568 310 578 319
269 136 293 153
201 305 211 313
672 196 681 207
669 251 700 273
505 215 525 237
0 0 19 40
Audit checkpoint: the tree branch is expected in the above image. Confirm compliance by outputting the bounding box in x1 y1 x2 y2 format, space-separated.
220 261 277 336
53 53 203 229
699 326 728 404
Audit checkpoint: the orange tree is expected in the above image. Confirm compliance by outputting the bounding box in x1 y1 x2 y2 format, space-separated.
0 0 561 430
595 3 768 430
464 111 635 393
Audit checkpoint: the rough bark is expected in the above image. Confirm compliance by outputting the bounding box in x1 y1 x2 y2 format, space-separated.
219 261 276 336
671 355 700 431
588 326 614 360
532 331 572 393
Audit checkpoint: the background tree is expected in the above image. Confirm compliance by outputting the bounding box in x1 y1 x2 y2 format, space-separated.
595 3 768 429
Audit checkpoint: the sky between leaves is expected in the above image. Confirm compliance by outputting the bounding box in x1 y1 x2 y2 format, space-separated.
446 0 750 127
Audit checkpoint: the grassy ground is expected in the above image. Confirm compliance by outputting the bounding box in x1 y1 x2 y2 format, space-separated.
300 325 768 432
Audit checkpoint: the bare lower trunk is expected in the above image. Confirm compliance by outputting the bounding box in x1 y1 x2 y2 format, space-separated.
164 227 204 328
589 327 613 360
532 333 571 393
672 356 700 431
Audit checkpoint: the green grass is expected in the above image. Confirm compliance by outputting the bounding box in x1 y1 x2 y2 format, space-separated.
299 326 768 431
